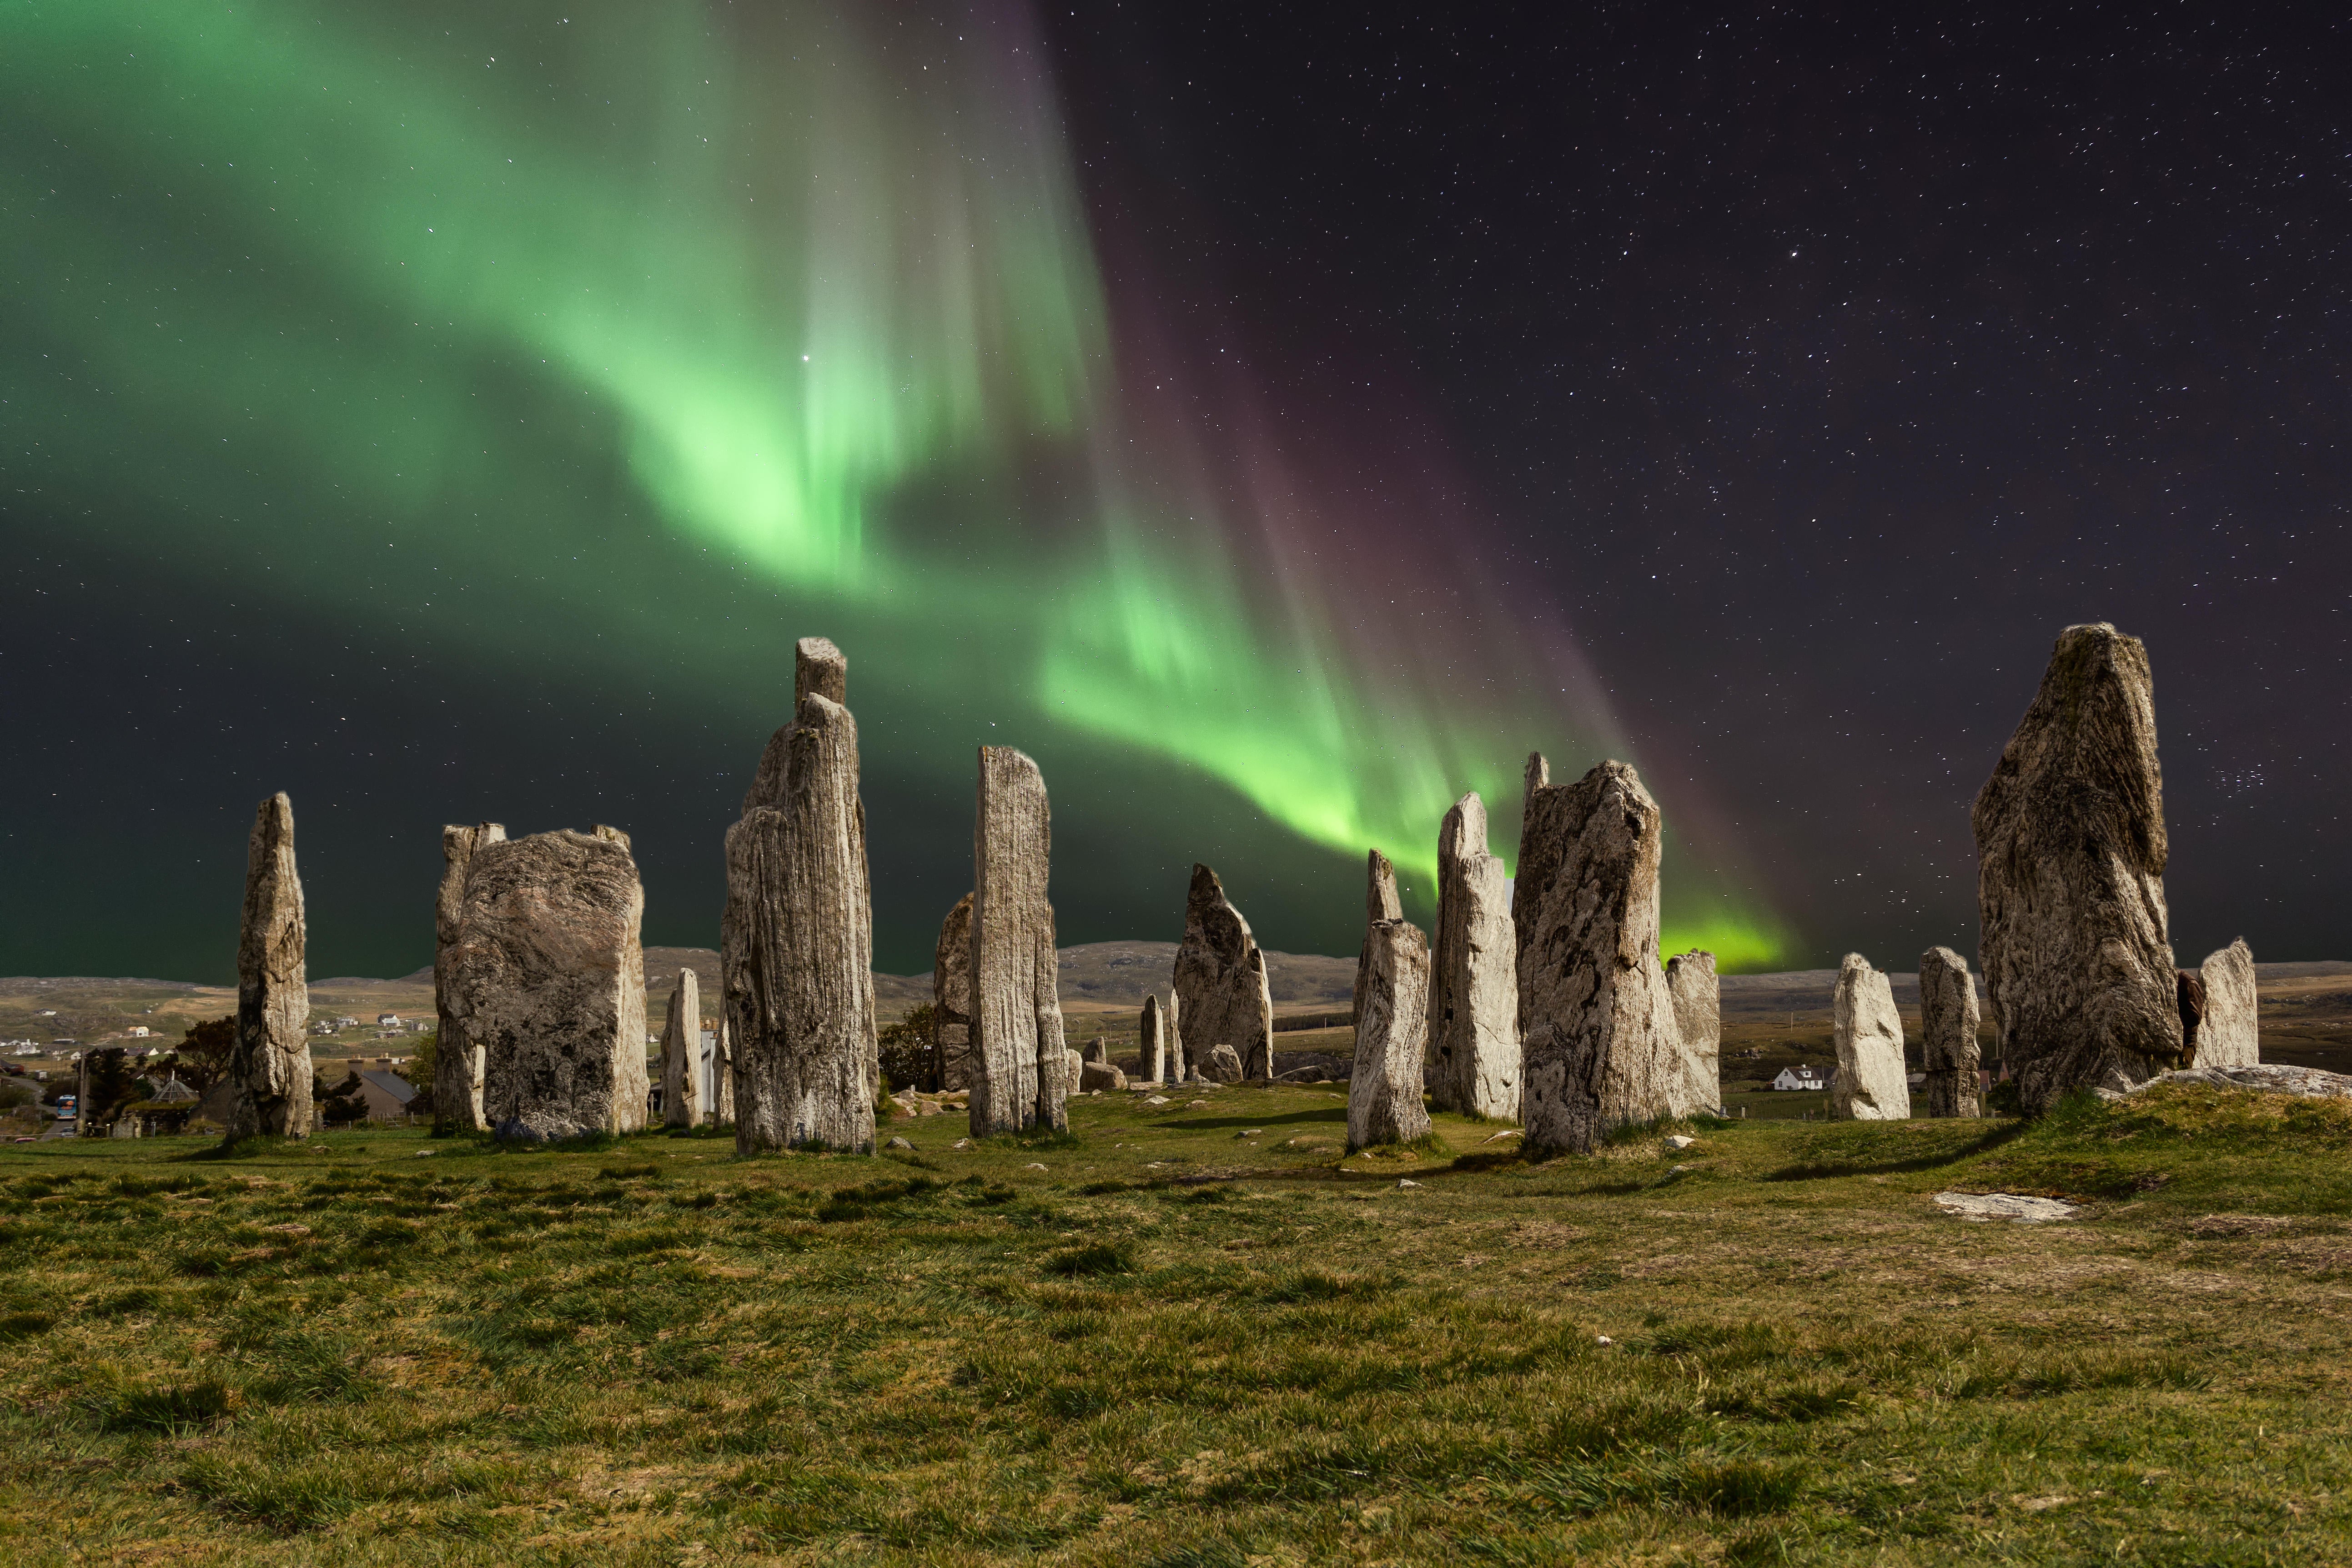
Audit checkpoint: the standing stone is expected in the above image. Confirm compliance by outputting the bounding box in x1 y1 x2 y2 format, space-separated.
447 825 648 1141
1084 1037 1110 1065
2191 939 2259 1069
1166 988 1188 1083
1973 623 2181 1112
1349 920 1433 1150
968 747 1069 1136
228 793 312 1140
931 893 975 1091
1354 851 1402 1029
434 822 504 1133
660 968 703 1128
1919 946 1983 1118
1201 1043 1245 1085
1139 993 1168 1084
1427 796 1522 1120
1664 950 1720 1116
1174 864 1275 1080
711 1015 735 1125
1513 758 1683 1156
1831 954 1910 1120
724 639 878 1154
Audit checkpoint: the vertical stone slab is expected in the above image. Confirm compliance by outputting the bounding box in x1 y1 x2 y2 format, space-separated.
1139 993 1167 1084
968 747 1068 1136
229 793 312 1139
1166 988 1187 1083
1428 794 1522 1120
1513 759 1682 1156
1831 955 1910 1120
2192 939 2259 1068
1349 919 1433 1150
1919 946 1982 1117
1973 622 2180 1111
661 968 702 1128
726 689 878 1154
1664 950 1720 1116
449 826 648 1141
932 893 975 1091
711 1015 735 1125
1353 850 1402 1030
434 822 503 1133
1173 864 1276 1080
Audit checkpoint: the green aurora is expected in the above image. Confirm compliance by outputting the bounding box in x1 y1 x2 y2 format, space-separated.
3 0 1787 968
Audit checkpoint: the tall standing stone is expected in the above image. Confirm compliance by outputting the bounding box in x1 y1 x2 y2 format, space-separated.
2190 939 2259 1068
1349 920 1433 1150
1354 851 1402 1029
1973 623 2181 1112
711 1015 735 1124
724 638 878 1154
660 968 703 1128
1166 987 1188 1083
1174 864 1275 1081
968 747 1068 1136
1514 758 1682 1155
449 826 649 1141
1139 993 1167 1084
1831 954 1910 1120
931 893 975 1092
1427 795 1522 1120
1919 946 1982 1117
1664 950 1720 1116
228 793 312 1140
433 822 503 1133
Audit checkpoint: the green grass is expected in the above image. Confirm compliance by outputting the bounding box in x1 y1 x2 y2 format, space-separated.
2 1081 2350 1563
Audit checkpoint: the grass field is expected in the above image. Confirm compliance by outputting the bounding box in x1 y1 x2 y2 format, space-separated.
5 1082 2352 1565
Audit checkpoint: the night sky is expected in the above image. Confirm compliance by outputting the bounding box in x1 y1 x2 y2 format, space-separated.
5 3 2346 984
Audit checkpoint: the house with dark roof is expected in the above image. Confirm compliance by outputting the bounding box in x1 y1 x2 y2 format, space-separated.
353 1070 422 1123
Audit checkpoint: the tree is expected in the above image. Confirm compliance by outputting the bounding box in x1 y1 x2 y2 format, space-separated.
81 1047 138 1126
877 1003 938 1095
154 1015 235 1094
318 1072 371 1128
400 1029 437 1092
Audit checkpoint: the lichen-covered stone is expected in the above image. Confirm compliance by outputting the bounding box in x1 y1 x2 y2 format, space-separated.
1349 920 1433 1150
1201 1042 1245 1085
1919 947 1982 1117
968 747 1068 1136
660 968 703 1128
1428 795 1521 1120
931 893 975 1091
1354 850 1402 1030
1664 950 1719 1116
450 827 649 1142
2192 939 2259 1068
229 793 312 1140
1174 864 1275 1081
1973 623 2180 1111
1832 954 1910 1120
434 822 503 1133
1080 1060 1128 1092
1139 993 1167 1084
1166 988 1187 1083
1513 758 1681 1155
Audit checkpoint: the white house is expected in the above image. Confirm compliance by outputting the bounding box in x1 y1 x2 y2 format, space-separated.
1771 1065 1831 1092
376 1013 402 1027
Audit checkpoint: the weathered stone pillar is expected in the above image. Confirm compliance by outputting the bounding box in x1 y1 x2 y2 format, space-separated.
725 641 878 1153
1174 864 1275 1080
968 746 1068 1136
1831 955 1910 1120
2191 939 2259 1068
1973 623 2180 1111
228 793 312 1140
931 893 975 1092
1664 950 1720 1116
711 1015 735 1125
661 968 702 1128
1354 850 1402 1030
1166 988 1188 1083
1919 946 1982 1117
1513 757 1682 1155
1428 795 1522 1120
1139 993 1167 1084
434 822 503 1133
1349 919 1433 1150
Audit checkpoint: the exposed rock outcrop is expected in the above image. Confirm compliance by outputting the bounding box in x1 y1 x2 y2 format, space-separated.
968 747 1068 1136
1139 993 1167 1084
2191 939 2259 1069
229 793 312 1140
1919 946 1982 1118
1428 796 1522 1120
1513 758 1682 1155
1664 950 1719 1116
1354 850 1402 1030
1831 954 1910 1120
660 968 703 1128
433 822 503 1133
1973 623 2180 1112
450 825 650 1142
931 893 975 1092
1349 919 1433 1150
1174 864 1275 1081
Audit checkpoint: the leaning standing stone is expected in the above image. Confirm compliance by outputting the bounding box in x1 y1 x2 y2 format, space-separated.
452 826 651 1142
1919 947 1982 1117
2191 939 2259 1068
932 893 975 1091
434 822 503 1133
228 793 312 1140
1174 864 1276 1080
1427 795 1521 1120
1354 850 1402 1030
1664 950 1719 1116
1349 919 1433 1150
1831 955 1910 1120
660 968 703 1128
1139 993 1167 1085
1514 758 1682 1155
968 747 1069 1136
1973 623 2181 1111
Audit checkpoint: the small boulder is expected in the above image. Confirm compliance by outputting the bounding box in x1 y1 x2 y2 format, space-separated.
1142 1094 1171 1106
1663 1134 1695 1151
885 1136 914 1151
1079 1061 1128 1092
1202 1044 1246 1084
